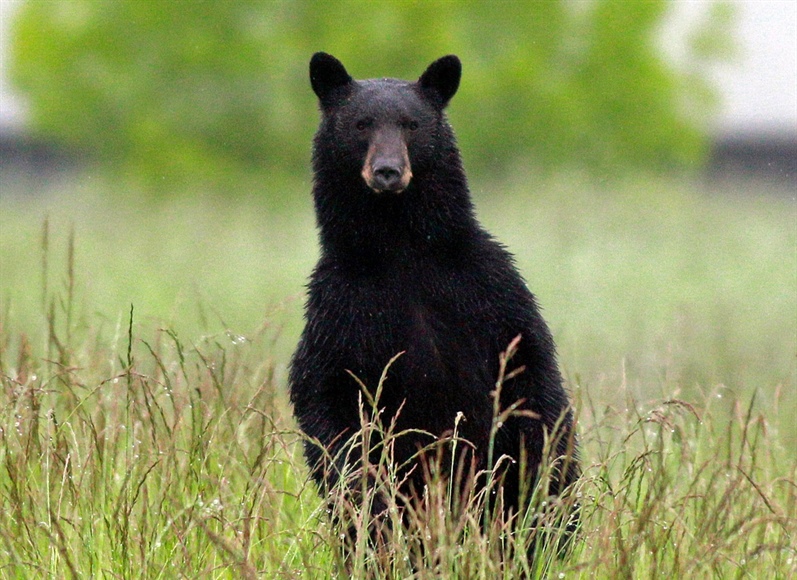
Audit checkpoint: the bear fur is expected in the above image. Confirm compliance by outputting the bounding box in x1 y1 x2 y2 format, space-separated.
290 52 579 538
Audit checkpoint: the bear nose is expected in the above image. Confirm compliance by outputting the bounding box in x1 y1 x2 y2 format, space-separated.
372 165 402 191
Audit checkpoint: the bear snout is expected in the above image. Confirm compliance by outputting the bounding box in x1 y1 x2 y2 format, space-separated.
361 128 413 193
371 165 404 191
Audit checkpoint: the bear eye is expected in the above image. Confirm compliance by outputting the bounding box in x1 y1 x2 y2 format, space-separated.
408 121 419 131
356 120 369 131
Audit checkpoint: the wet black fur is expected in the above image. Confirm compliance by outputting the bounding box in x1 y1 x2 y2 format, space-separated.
290 52 579 546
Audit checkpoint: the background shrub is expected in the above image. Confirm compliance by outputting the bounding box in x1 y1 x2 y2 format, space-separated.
10 0 732 194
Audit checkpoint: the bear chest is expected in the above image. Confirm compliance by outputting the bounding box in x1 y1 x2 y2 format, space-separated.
330 269 495 434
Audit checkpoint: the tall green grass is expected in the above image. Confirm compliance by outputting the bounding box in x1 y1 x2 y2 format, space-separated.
1 174 795 577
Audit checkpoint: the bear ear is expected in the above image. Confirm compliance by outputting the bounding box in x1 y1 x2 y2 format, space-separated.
310 52 353 107
418 55 461 109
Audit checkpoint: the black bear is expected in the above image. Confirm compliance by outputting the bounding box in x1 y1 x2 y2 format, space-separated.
290 52 579 551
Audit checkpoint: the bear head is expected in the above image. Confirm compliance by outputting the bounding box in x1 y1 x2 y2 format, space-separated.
309 52 462 195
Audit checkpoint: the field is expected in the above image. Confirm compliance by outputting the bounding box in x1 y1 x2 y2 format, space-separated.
1 173 795 578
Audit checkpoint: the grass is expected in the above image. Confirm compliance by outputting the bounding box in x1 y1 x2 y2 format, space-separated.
0 172 795 577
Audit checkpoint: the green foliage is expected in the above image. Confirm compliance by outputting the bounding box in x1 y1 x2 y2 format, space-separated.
10 0 730 194
2 173 793 396
1 171 794 575
0 274 794 577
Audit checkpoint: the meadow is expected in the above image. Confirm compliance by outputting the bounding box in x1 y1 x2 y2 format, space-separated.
1 172 795 578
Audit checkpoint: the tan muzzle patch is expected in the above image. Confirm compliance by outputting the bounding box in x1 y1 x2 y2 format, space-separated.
361 128 412 193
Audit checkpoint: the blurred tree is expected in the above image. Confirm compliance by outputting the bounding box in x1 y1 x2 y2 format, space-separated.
10 0 731 193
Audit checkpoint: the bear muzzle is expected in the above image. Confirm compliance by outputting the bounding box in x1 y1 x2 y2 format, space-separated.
361 128 412 193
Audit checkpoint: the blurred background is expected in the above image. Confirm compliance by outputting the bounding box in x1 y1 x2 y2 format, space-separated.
1 0 795 406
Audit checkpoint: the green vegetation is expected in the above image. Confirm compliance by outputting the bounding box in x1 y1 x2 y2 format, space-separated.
10 0 731 192
1 175 794 577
